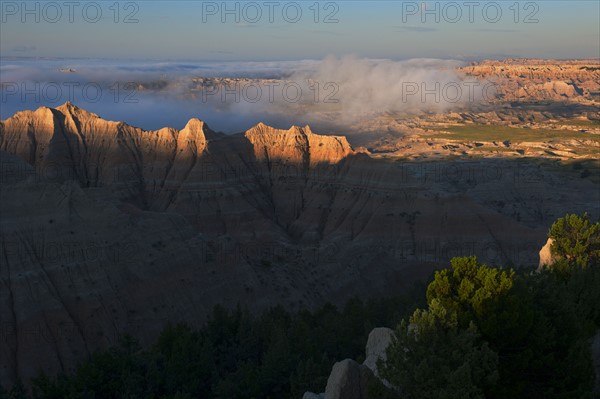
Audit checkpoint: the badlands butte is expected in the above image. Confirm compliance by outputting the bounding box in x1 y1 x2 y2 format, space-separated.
0 59 599 385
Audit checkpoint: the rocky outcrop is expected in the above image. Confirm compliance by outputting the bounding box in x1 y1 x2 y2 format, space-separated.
245 123 353 166
304 327 396 399
458 60 600 102
324 359 374 399
363 327 394 384
302 393 325 399
2 103 599 387
538 238 557 269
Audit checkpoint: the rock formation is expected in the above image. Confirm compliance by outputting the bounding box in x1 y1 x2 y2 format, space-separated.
302 393 325 399
363 327 394 386
1 103 599 386
538 238 557 269
458 60 600 103
304 327 396 399
323 359 374 399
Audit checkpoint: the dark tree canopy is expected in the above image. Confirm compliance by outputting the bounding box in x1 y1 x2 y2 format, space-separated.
549 213 600 269
383 244 599 399
426 256 515 326
4 215 599 399
381 298 499 399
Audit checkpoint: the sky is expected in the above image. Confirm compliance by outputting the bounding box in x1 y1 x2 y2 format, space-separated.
1 1 599 61
1 1 598 132
0 56 468 131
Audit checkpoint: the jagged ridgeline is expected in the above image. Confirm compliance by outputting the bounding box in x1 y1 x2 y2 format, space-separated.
0 103 598 388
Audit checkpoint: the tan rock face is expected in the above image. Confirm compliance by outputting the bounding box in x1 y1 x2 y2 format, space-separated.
458 60 600 102
244 123 353 166
1 103 599 387
538 238 556 269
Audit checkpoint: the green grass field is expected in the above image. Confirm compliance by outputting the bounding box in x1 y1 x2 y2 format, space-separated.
430 124 600 142
470 146 519 153
552 119 600 128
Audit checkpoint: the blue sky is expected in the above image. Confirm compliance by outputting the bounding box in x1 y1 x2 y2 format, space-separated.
1 1 599 61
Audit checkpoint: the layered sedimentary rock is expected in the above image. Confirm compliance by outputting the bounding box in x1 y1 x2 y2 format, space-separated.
1 103 598 386
458 60 600 102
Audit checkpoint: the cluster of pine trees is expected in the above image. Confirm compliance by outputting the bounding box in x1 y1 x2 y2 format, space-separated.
1 292 424 398
1 214 598 399
380 213 600 399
